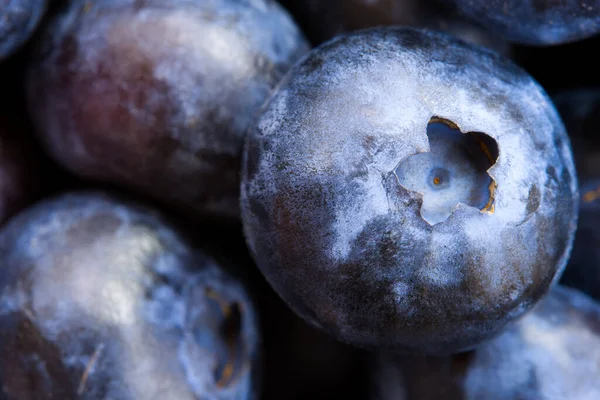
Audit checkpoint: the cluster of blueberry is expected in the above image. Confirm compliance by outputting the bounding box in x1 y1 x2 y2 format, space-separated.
0 0 598 399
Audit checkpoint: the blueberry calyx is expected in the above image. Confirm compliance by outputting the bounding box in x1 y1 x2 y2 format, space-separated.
201 287 246 389
394 116 498 225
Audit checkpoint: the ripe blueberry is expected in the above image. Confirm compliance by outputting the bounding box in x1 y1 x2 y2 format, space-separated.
0 192 260 399
241 27 578 354
26 0 309 221
373 286 600 399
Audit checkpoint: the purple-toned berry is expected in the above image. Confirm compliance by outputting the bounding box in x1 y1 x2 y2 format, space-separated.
373 286 600 399
0 192 260 399
241 27 578 354
26 0 309 221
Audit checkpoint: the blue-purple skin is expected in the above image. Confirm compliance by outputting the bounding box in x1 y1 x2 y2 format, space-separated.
241 27 578 355
0 192 260 399
450 0 600 46
26 0 309 222
554 89 600 300
280 0 511 56
0 0 48 60
373 285 600 400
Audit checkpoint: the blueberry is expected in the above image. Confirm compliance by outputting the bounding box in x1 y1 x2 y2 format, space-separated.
0 192 260 399
26 0 309 221
554 89 600 300
450 0 600 45
373 285 600 399
241 27 578 354
0 0 48 60
280 0 510 55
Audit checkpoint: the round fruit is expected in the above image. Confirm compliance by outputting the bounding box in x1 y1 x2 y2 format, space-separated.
26 0 309 221
373 285 600 399
241 27 578 354
0 192 260 399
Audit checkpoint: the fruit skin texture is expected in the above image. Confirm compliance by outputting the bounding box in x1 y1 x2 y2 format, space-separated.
0 192 260 399
26 0 309 221
450 0 600 46
0 0 48 60
373 285 600 400
241 27 578 355
554 89 600 300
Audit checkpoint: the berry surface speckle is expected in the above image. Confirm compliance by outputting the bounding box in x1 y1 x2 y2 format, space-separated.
241 27 578 355
0 0 596 397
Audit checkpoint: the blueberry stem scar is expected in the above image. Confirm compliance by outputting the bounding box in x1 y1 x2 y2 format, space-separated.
206 287 232 318
394 116 499 225
203 287 245 389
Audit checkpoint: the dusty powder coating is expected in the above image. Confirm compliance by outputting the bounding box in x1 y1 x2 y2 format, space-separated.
26 0 310 221
0 192 260 399
450 0 600 45
0 0 48 59
241 28 578 354
373 286 600 400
